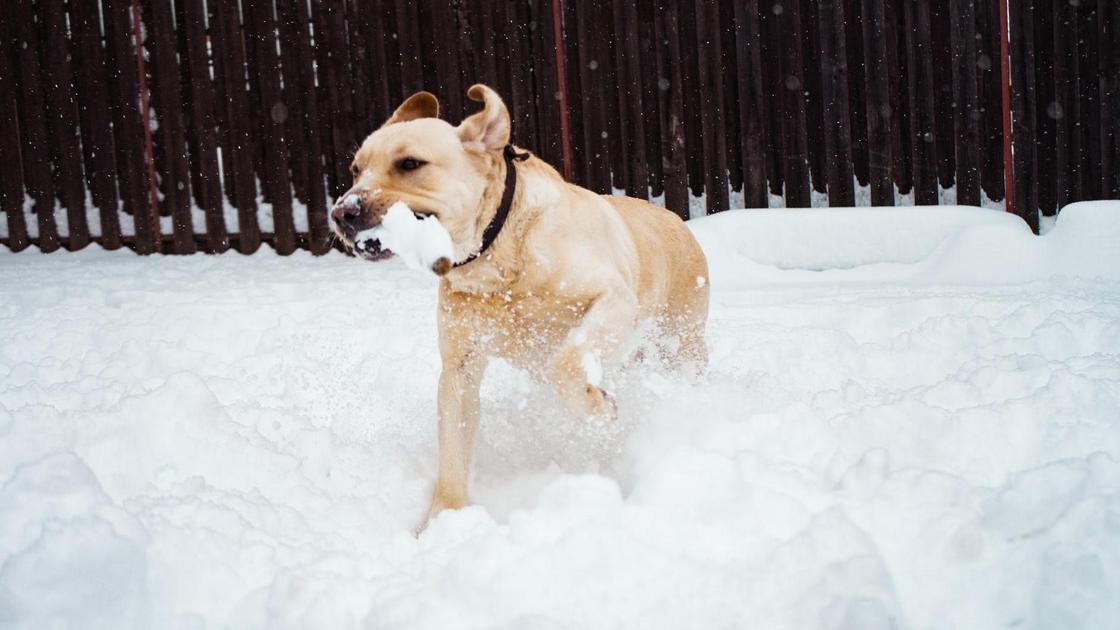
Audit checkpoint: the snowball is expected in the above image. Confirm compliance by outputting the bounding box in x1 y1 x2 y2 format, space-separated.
355 201 454 274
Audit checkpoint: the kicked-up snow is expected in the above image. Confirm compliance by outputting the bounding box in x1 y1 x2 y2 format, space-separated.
1 202 1119 629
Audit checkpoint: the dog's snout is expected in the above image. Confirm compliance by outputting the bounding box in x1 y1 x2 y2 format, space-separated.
331 193 368 237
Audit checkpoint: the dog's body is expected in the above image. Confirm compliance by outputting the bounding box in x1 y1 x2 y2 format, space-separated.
329 85 708 529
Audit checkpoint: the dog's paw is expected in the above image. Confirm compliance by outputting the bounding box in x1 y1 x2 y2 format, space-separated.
584 385 618 422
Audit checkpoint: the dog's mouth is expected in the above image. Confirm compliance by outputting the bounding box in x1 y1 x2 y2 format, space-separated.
352 234 395 262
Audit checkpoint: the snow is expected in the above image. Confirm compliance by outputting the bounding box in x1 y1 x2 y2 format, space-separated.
353 201 455 272
1 202 1120 629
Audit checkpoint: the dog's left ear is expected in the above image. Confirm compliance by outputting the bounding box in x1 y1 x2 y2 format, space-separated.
458 84 510 152
383 91 440 127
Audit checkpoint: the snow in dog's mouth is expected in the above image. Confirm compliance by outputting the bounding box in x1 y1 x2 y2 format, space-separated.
351 201 456 274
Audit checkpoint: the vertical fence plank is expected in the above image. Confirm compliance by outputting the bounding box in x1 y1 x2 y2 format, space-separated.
277 0 309 206
41 0 89 250
639 1 664 195
181 0 228 253
818 0 856 206
249 0 296 254
14 0 60 251
1053 0 1075 207
696 0 728 212
212 0 260 252
949 0 980 206
1010 0 1039 231
844 0 870 190
930 2 955 190
977 0 1004 202
289 0 330 254
71 0 122 248
677 0 705 196
861 0 893 206
617 0 649 199
149 0 195 253
734 0 769 208
1102 0 1119 198
0 9 29 251
887 0 913 196
1033 3 1057 215
904 0 939 205
1078 1 1100 201
653 0 689 216
778 0 811 207
801 0 827 195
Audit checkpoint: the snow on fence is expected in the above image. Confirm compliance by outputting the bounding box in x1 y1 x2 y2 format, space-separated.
0 0 1117 255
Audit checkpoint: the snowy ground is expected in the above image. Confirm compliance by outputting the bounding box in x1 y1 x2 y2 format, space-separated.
1 202 1119 630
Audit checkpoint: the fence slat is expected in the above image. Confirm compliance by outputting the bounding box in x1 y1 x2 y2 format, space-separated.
181 0 228 253
904 0 939 205
733 0 769 208
71 0 122 248
41 0 89 250
778 0 811 207
1053 0 1074 207
845 0 870 189
978 0 1004 202
861 0 893 206
949 0 980 206
14 0 60 251
818 0 856 206
1010 0 1039 232
930 2 955 190
1103 0 1119 199
0 9 29 251
212 0 261 253
801 0 827 195
149 0 196 254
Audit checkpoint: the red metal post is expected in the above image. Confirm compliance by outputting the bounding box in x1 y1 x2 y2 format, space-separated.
551 0 574 181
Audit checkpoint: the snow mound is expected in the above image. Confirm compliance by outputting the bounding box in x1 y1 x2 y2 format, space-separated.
690 201 1120 286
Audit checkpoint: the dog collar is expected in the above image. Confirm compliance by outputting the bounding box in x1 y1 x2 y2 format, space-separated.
455 145 530 268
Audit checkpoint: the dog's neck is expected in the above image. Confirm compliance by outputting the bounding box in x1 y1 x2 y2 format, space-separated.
454 145 530 269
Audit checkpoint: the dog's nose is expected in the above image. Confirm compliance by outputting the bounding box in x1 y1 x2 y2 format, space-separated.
331 193 364 236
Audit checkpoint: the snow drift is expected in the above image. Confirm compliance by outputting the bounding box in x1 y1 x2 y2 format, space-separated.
1 202 1119 629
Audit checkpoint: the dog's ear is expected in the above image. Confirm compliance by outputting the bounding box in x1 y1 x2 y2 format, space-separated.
458 84 510 152
383 91 440 127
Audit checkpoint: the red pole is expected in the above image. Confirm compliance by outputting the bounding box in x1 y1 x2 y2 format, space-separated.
551 0 574 181
131 0 161 245
998 0 1016 217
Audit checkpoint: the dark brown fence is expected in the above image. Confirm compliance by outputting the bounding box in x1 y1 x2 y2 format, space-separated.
1 0 1118 254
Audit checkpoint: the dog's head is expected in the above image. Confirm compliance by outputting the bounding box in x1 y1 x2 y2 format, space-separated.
329 84 512 274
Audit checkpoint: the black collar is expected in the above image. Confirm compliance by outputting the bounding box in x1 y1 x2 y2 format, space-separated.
455 145 530 268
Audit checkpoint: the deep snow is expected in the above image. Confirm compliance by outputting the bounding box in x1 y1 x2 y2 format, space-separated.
1 202 1119 630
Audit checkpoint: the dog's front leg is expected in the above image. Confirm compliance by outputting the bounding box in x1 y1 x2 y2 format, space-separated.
422 348 485 531
549 290 638 421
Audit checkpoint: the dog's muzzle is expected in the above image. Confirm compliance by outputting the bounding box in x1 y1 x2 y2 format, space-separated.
330 192 393 260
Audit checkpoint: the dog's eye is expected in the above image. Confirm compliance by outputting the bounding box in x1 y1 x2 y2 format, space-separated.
397 157 426 172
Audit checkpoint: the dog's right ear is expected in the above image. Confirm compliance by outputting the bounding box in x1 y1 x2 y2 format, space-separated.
382 91 440 127
458 84 510 152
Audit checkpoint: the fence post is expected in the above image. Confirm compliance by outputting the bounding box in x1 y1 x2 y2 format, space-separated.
998 0 1016 219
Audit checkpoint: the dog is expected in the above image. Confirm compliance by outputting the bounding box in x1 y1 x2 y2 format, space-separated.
329 84 709 530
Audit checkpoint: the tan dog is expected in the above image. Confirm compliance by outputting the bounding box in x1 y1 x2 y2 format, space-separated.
329 85 709 530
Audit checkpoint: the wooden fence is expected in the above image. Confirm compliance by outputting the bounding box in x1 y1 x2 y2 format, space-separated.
1 0 1117 254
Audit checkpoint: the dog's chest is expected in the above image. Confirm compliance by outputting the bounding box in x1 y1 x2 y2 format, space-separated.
444 289 590 365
